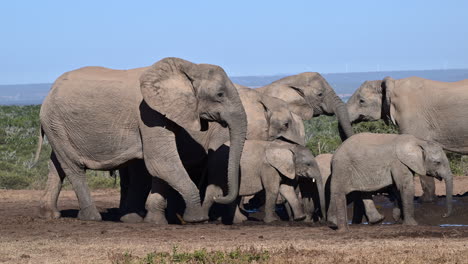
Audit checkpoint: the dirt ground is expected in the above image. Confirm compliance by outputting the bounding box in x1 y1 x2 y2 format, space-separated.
1 176 468 263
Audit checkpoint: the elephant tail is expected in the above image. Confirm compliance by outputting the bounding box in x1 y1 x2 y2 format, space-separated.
31 126 44 168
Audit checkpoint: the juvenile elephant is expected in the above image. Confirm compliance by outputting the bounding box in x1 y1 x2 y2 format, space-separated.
330 133 453 231
37 57 247 222
256 72 354 139
347 77 468 202
202 140 325 224
300 153 332 222
300 153 384 224
118 86 307 223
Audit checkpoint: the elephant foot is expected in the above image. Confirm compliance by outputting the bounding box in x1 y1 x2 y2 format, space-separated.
368 214 385 225
294 214 306 222
120 213 144 223
392 207 402 222
77 205 102 221
233 211 247 224
335 225 349 232
303 215 313 223
38 205 61 219
403 218 418 226
263 214 279 223
327 215 337 226
183 206 209 223
144 211 168 225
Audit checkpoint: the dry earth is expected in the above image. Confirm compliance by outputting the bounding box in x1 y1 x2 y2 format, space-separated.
1 176 468 263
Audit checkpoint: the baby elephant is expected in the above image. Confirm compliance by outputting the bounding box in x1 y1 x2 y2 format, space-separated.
331 133 453 231
202 140 325 224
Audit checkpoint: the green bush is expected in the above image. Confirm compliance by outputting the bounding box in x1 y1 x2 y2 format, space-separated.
0 105 117 189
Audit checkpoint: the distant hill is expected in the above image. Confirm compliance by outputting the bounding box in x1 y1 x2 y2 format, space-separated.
0 83 51 105
1 69 468 105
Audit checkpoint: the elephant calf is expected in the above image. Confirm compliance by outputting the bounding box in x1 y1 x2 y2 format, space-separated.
330 133 453 231
202 140 325 224
301 153 386 224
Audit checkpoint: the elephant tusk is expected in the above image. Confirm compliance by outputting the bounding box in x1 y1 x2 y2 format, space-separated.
312 178 316 183
176 213 187 225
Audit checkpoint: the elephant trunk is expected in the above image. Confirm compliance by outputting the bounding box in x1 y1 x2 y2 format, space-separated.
326 92 354 140
213 104 247 204
315 175 326 221
443 173 453 217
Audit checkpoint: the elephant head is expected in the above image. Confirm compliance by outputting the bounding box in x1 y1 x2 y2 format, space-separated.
265 143 326 219
396 137 453 217
140 57 247 204
292 145 326 220
257 72 354 140
261 95 306 146
234 85 306 146
347 78 394 124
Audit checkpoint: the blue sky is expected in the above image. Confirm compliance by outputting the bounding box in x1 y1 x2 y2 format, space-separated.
1 0 467 84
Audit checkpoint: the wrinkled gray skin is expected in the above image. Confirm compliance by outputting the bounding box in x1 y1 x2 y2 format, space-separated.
37 57 247 223
256 72 354 140
330 133 453 231
119 86 306 223
202 140 324 224
347 77 468 202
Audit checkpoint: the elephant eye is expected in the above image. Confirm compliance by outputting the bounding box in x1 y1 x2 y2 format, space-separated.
284 122 289 128
359 99 365 104
318 92 323 97
217 92 224 98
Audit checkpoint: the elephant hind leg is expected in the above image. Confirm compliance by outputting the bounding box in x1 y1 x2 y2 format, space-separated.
54 159 101 221
39 152 65 219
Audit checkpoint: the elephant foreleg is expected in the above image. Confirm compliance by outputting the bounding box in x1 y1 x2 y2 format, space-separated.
39 153 65 219
141 128 206 223
233 204 247 224
279 184 306 221
419 174 436 203
201 184 223 221
393 169 417 225
361 193 384 224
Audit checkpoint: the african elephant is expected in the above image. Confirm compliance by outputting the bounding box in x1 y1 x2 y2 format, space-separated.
256 72 354 140
330 133 453 231
300 153 384 224
118 85 307 223
37 57 247 222
347 77 468 202
202 140 324 224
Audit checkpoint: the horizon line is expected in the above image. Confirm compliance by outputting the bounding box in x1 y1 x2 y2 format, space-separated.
1 67 468 86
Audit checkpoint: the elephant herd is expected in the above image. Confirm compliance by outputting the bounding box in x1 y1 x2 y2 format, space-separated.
34 57 467 231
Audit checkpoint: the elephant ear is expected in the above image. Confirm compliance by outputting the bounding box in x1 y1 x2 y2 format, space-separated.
290 112 306 146
396 137 426 175
140 57 201 131
265 146 295 179
382 77 396 125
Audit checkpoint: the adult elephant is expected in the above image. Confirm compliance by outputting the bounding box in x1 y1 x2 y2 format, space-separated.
255 72 354 140
37 57 247 223
347 77 468 201
119 85 307 223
